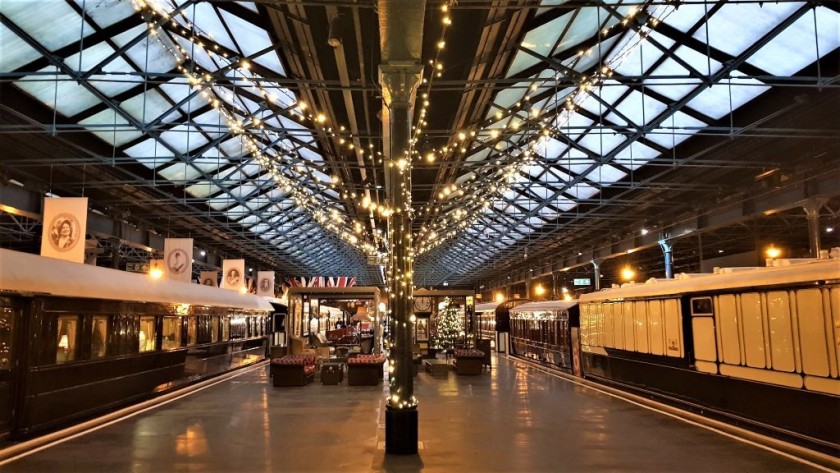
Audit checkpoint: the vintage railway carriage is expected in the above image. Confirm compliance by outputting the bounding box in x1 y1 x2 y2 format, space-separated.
475 299 530 353
578 259 840 451
0 249 273 439
510 301 579 371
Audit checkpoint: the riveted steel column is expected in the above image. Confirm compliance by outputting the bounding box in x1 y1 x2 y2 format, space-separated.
803 199 827 258
380 63 423 456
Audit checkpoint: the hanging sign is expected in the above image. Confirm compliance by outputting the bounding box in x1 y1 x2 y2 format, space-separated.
257 271 275 297
200 271 218 287
40 197 88 263
164 238 193 282
221 259 245 291
573 278 591 286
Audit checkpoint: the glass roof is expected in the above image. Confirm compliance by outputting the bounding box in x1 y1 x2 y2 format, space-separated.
430 0 838 276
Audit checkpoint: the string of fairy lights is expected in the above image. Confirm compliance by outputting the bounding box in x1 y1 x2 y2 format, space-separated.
131 0 391 259
130 0 676 286
412 3 677 256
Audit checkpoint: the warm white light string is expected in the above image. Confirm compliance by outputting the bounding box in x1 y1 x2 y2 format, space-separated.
414 3 677 255
132 0 386 258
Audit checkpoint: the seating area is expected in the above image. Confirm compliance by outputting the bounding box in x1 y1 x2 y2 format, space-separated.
347 354 386 386
271 355 317 387
454 349 485 375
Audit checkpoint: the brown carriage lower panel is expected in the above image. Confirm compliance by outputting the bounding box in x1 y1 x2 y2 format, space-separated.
581 352 840 453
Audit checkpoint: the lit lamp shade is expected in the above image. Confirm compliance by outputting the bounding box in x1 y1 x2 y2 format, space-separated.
350 306 371 322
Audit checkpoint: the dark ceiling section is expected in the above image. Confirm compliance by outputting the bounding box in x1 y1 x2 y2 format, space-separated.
0 0 839 288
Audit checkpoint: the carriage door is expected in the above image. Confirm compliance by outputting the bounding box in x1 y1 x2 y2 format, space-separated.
689 296 719 374
0 299 20 436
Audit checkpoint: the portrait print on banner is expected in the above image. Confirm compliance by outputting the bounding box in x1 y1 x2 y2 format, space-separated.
200 271 218 287
164 238 193 283
221 259 245 291
40 197 88 264
257 271 275 297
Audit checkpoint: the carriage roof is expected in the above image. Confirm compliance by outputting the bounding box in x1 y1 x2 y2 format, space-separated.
510 300 578 313
579 258 840 303
0 249 273 311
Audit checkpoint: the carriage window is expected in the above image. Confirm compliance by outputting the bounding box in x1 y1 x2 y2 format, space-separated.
162 317 182 350
139 316 156 352
187 317 198 346
211 316 220 343
56 315 79 363
222 317 230 341
91 316 108 359
691 297 713 316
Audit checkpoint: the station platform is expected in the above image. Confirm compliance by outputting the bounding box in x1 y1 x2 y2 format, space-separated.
0 355 830 472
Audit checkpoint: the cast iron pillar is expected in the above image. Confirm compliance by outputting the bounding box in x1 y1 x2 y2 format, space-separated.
803 199 827 258
380 63 423 455
658 239 674 279
592 259 602 291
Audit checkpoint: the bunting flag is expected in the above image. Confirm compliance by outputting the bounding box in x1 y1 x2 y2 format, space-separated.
164 238 193 282
221 259 245 291
257 271 275 297
287 276 357 288
200 271 218 287
40 197 88 264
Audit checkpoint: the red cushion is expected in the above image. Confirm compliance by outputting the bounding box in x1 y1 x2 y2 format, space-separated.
454 349 485 359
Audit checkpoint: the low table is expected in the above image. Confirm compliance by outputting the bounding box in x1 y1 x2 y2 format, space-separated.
424 359 450 377
321 361 344 385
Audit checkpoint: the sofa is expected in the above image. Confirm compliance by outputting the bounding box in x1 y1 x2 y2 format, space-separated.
271 355 316 387
347 355 386 386
454 349 485 375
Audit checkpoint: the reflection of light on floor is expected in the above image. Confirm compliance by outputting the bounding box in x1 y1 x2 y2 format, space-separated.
175 424 208 457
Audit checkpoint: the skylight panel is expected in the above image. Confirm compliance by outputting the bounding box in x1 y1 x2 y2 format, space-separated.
237 2 259 13
112 25 179 74
507 13 572 77
559 113 593 141
686 71 770 120
229 182 258 199
193 109 226 139
158 157 224 182
645 110 705 148
561 36 619 74
64 45 138 97
490 86 527 112
611 90 667 126
613 141 658 170
79 109 142 147
253 50 286 76
694 2 801 58
159 79 205 116
208 195 235 210
219 138 246 157
584 165 627 186
74 0 135 28
225 205 251 220
555 197 577 211
538 206 559 220
0 25 42 71
218 10 272 59
186 181 223 198
533 137 568 160
16 71 101 117
662 4 709 33
612 31 673 77
747 7 840 76
173 35 219 73
298 146 323 163
645 45 723 101
122 90 179 124
565 182 599 200
125 138 175 168
190 2 235 52
578 130 624 155
554 7 607 56
159 124 210 154
249 223 271 234
0 0 95 51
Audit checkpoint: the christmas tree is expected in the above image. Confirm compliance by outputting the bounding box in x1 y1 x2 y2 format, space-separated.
436 297 462 350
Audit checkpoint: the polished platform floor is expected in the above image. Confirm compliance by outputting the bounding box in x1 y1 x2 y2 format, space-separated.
1 355 825 472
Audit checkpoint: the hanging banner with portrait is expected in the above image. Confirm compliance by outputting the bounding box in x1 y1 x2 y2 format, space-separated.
257 271 275 297
200 271 218 287
40 197 88 264
164 238 193 282
221 259 245 291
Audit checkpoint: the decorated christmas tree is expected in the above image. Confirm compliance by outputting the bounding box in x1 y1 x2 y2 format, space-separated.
436 297 462 350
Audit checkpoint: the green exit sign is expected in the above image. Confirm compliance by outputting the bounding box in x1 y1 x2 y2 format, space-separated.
573 278 591 286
